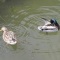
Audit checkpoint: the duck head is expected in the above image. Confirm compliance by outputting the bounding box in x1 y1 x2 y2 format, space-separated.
50 19 60 30
50 19 54 24
50 19 57 24
0 27 8 32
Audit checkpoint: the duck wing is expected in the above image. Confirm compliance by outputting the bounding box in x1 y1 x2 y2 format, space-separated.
41 18 51 26
9 31 17 42
4 31 17 42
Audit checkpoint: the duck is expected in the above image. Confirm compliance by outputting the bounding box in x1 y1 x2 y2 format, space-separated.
0 26 17 45
38 18 60 32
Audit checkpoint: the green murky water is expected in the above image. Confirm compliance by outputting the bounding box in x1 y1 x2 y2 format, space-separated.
0 0 60 60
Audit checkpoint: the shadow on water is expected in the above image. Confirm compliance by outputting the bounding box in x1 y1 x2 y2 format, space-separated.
5 42 24 52
10 44 18 50
38 31 59 35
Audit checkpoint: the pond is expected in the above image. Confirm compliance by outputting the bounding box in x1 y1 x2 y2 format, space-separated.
0 0 60 60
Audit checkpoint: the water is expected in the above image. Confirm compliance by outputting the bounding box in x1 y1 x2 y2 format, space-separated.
0 0 60 60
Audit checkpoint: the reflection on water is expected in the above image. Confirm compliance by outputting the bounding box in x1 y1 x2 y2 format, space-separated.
0 0 60 60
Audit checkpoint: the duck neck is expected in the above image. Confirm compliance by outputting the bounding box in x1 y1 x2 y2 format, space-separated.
58 25 60 30
54 22 60 30
56 25 60 30
4 30 8 33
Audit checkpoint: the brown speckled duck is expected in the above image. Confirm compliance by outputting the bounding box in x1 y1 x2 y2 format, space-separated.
0 26 17 45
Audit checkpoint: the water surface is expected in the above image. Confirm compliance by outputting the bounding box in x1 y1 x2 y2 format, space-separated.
0 0 60 60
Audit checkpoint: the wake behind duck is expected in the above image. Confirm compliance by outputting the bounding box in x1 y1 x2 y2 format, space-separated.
38 18 60 32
